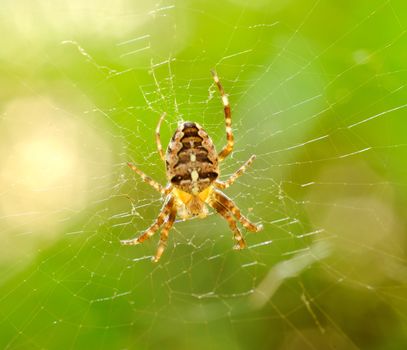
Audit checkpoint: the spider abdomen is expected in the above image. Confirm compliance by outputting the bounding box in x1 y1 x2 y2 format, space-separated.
166 122 219 195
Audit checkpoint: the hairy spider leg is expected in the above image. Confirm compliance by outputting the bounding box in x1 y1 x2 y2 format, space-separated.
121 197 175 246
211 70 234 161
155 112 167 161
209 199 246 249
212 189 263 232
215 154 256 189
153 205 177 262
127 162 169 195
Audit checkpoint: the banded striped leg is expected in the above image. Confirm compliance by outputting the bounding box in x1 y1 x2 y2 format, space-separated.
127 162 167 195
211 70 234 161
209 199 246 249
155 112 167 161
153 206 177 262
212 190 263 232
121 197 174 246
215 155 256 189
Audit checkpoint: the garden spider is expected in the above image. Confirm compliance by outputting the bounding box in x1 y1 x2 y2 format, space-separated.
121 70 263 262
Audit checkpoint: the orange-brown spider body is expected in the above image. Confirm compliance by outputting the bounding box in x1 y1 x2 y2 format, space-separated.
166 122 219 195
122 71 263 262
165 122 219 218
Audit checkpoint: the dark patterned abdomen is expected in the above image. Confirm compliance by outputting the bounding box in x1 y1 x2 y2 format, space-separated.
165 122 219 194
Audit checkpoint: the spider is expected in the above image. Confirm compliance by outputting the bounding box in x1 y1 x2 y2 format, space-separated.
121 70 263 262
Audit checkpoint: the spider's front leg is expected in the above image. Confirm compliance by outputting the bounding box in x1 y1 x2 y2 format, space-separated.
121 196 175 246
153 205 177 262
208 198 247 249
208 189 263 249
212 190 263 233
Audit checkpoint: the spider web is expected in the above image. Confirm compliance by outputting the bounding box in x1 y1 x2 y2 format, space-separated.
1 0 407 349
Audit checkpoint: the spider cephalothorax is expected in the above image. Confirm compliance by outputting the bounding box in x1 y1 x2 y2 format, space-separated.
121 70 263 262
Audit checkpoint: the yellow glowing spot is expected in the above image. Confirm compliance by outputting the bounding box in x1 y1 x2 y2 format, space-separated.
16 139 75 189
0 96 111 266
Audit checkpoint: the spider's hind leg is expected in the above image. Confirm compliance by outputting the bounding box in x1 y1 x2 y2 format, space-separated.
155 112 167 161
211 70 234 162
215 155 256 190
127 162 167 195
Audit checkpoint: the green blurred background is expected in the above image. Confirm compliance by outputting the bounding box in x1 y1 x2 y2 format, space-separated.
1 0 407 349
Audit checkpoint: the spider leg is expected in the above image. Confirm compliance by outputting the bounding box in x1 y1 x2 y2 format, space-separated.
208 198 246 249
155 112 167 161
211 70 233 161
121 196 174 246
127 162 170 195
215 155 256 189
212 190 263 232
153 205 177 262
